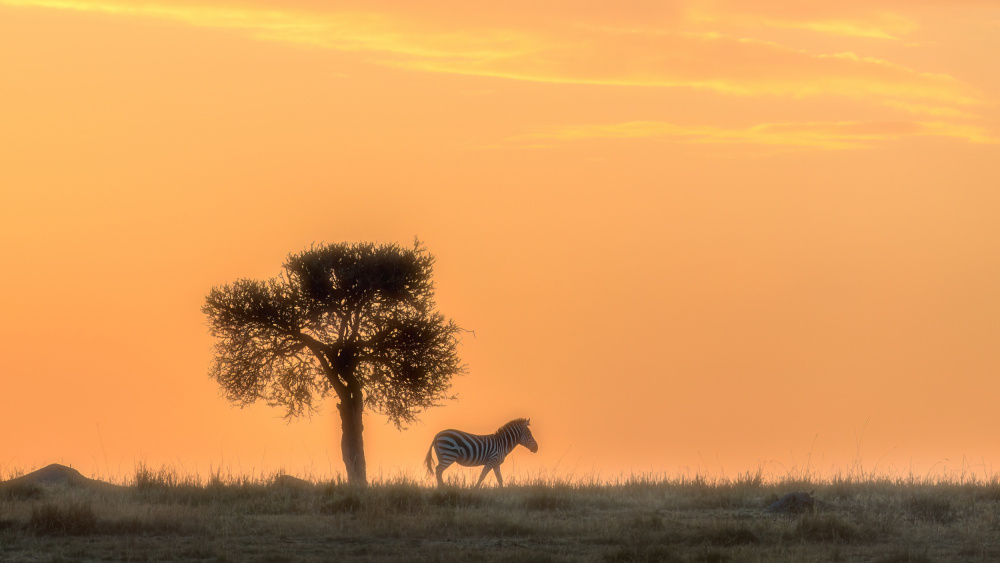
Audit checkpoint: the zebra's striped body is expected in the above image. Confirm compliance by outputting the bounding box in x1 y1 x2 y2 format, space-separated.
425 418 538 487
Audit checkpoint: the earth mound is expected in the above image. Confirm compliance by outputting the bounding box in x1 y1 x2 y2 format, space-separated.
0 464 121 491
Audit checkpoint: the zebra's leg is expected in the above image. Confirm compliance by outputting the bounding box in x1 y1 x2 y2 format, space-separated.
475 464 493 487
492 465 504 488
435 460 453 488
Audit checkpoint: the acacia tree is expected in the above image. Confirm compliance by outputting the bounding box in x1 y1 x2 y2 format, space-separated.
202 240 465 485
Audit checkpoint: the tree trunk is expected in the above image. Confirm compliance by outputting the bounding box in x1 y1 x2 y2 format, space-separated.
337 395 367 486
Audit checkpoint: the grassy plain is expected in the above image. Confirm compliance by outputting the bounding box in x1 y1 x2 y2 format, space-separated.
1 466 999 562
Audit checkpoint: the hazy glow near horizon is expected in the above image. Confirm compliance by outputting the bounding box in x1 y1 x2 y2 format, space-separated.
1 0 999 482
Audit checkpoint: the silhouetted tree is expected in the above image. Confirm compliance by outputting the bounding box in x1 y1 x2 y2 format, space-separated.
203 240 465 485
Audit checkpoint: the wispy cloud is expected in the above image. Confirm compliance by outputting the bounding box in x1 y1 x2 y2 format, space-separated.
0 0 984 107
762 18 915 40
514 120 997 150
686 5 918 40
883 101 982 119
400 33 983 111
3 0 994 148
0 0 542 58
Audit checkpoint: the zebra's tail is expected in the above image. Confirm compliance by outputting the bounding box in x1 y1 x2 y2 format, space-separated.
424 442 435 476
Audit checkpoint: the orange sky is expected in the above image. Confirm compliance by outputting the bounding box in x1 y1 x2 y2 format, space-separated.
2 0 999 483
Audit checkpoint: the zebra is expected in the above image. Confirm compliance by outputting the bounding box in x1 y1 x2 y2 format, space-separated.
424 418 538 487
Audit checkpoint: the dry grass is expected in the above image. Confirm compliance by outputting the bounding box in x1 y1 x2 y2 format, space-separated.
1 466 999 562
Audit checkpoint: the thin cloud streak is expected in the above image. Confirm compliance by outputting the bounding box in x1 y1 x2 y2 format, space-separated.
0 0 542 59
686 6 918 40
517 120 997 150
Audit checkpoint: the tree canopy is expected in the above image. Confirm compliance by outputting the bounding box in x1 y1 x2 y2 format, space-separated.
203 240 466 484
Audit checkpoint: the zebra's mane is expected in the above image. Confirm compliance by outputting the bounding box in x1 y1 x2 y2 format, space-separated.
497 418 530 433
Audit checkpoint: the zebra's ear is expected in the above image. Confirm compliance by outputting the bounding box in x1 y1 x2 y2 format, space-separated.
527 418 531 426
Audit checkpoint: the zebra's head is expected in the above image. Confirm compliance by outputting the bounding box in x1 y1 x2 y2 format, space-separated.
519 418 538 453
